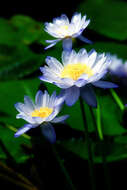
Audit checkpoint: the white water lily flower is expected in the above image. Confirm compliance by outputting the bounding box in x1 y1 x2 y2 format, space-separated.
44 13 91 50
40 49 118 107
14 90 68 143
109 54 127 77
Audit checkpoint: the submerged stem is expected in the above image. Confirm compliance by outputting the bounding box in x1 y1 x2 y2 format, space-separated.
110 89 124 111
79 97 96 190
89 103 111 190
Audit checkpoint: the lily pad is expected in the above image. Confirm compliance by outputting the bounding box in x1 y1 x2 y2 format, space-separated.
57 138 127 163
0 44 44 81
10 15 43 45
78 0 127 41
0 78 40 126
85 42 127 60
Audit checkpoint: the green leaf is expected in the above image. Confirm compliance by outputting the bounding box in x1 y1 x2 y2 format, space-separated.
10 14 53 46
0 18 20 46
46 82 126 135
10 15 42 45
98 93 127 136
78 0 127 40
0 37 63 81
0 124 32 163
57 138 127 163
0 15 49 46
114 134 127 144
61 101 95 132
0 78 41 163
0 78 40 126
85 42 127 60
0 44 44 81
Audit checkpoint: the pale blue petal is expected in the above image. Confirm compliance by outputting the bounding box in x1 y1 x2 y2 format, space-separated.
88 49 97 68
32 117 43 124
65 86 80 106
51 115 69 123
53 82 72 89
61 78 74 86
24 96 34 111
88 49 96 56
56 89 66 104
46 106 61 122
74 79 87 87
16 114 35 124
55 95 65 107
41 123 56 144
53 15 66 24
92 81 118 89
15 103 30 113
45 56 63 71
82 18 90 29
14 124 32 137
88 70 108 83
60 14 69 23
62 50 71 64
46 39 61 43
42 90 49 107
39 75 57 84
81 85 97 108
78 48 87 57
72 29 84 38
71 12 81 24
44 42 57 50
62 50 77 65
35 90 43 108
78 35 92 44
62 38 72 52
49 91 57 107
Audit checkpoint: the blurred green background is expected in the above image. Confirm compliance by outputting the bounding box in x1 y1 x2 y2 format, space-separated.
0 0 127 189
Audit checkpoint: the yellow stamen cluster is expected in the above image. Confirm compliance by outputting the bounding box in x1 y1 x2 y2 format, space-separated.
57 25 69 35
61 25 69 30
31 107 53 118
60 63 93 80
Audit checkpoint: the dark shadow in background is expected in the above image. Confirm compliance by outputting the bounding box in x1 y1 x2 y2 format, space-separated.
0 0 127 190
0 0 79 21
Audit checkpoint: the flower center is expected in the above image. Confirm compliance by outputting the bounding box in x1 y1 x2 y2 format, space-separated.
31 107 53 118
57 25 69 35
60 63 94 80
60 25 69 30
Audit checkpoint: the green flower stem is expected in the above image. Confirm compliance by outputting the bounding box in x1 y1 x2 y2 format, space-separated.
89 104 103 141
96 102 103 141
6 124 31 140
79 97 96 190
110 89 124 111
52 144 76 190
89 104 111 190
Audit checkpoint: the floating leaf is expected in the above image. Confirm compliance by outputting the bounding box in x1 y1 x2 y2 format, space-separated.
0 44 44 80
0 18 20 45
10 15 42 45
78 0 127 40
85 42 127 60
98 93 126 136
0 124 31 163
57 138 127 163
0 78 40 126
